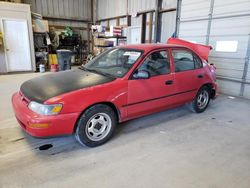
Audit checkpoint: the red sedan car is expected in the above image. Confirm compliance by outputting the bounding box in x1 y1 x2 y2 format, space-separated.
12 38 218 147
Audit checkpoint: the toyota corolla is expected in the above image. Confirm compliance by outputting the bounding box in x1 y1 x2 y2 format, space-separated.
12 38 218 147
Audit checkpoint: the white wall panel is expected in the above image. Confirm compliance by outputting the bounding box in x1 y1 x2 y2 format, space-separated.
179 20 208 38
243 85 250 99
160 11 176 43
209 36 249 59
210 17 250 36
181 0 210 20
247 61 250 82
209 58 245 79
217 80 242 96
178 0 250 98
128 0 155 15
97 0 126 19
162 0 177 9
213 0 250 16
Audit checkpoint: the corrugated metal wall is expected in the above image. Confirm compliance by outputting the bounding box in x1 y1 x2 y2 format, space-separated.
128 0 155 14
24 0 91 19
97 0 126 19
178 0 250 99
23 0 91 40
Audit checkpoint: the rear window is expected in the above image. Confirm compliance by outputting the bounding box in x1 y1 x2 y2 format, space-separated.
172 49 202 72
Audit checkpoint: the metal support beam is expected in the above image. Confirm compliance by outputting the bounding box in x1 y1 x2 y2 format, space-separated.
206 0 214 45
43 16 91 23
175 0 182 37
92 0 96 24
116 18 120 26
154 0 163 42
141 13 147 43
127 15 131 26
240 34 250 96
148 12 154 43
87 23 90 53
97 15 128 23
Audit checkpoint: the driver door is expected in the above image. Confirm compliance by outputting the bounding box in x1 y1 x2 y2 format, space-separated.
126 49 177 119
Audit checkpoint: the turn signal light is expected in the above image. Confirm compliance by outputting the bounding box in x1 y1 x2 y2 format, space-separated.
28 123 50 128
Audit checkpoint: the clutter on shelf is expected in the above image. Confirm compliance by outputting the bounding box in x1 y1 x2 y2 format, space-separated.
32 19 49 33
31 12 88 72
91 25 127 57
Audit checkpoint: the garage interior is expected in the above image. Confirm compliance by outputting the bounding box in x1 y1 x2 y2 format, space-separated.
0 0 250 187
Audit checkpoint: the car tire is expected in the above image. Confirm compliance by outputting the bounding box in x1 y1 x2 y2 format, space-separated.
189 86 210 113
75 104 117 147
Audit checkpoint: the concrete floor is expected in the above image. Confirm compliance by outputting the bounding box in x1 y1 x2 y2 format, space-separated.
0 72 250 188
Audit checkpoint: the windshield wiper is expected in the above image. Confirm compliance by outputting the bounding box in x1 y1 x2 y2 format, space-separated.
87 68 116 78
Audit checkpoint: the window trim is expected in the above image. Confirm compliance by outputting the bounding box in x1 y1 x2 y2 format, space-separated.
129 48 172 80
170 47 203 73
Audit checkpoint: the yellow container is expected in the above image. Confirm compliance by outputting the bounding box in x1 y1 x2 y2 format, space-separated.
49 54 58 65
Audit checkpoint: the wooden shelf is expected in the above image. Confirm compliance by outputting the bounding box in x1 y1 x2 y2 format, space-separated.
95 35 126 39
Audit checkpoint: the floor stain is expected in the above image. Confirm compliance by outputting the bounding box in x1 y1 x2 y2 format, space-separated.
39 144 53 150
11 138 24 142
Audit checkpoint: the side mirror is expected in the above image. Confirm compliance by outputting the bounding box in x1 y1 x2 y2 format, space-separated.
133 70 150 79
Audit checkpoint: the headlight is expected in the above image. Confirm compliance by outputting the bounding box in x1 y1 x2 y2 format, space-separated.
28 101 63 115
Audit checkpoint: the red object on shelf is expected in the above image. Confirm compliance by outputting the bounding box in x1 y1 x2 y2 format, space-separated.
50 64 58 72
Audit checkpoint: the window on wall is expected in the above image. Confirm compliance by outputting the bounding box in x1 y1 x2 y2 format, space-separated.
172 49 202 72
215 41 238 52
138 50 170 76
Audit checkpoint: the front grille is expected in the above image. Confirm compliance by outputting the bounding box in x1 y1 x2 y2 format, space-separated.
19 91 30 105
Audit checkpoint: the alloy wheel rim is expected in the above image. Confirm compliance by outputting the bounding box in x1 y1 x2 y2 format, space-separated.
197 90 209 109
85 113 112 141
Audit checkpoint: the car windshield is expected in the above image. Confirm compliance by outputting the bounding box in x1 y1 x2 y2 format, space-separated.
83 48 142 78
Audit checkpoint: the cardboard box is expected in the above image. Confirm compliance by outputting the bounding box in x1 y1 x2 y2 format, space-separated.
32 19 49 33
94 38 105 46
94 38 114 47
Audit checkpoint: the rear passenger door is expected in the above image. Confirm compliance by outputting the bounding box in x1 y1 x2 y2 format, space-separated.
170 48 205 103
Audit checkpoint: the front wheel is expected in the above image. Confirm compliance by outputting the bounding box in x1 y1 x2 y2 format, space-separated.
75 104 117 147
189 86 210 113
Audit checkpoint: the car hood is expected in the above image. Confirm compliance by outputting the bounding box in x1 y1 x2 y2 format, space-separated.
20 69 116 103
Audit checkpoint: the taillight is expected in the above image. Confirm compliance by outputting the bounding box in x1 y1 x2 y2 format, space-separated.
209 63 216 70
208 63 216 81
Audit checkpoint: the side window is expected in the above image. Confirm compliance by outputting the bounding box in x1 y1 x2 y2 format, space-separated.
193 54 202 69
138 50 170 77
172 49 202 72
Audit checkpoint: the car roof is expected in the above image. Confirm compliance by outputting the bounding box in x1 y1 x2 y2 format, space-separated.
119 43 187 52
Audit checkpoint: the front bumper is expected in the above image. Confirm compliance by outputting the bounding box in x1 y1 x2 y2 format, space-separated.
12 92 80 137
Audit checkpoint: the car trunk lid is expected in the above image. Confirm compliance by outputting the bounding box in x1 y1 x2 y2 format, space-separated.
167 38 212 61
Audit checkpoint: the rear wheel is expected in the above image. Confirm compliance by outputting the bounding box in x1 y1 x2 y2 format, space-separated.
75 104 117 147
189 86 210 113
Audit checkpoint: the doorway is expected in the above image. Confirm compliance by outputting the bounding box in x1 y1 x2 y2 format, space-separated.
3 19 32 72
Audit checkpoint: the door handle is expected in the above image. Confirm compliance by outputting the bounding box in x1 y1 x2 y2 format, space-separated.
165 80 173 85
197 74 204 78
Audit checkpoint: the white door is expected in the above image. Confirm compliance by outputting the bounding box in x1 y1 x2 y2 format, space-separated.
3 19 32 72
127 26 141 44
